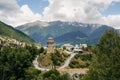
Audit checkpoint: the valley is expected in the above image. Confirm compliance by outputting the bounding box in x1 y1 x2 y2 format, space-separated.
0 21 120 80
0 0 120 80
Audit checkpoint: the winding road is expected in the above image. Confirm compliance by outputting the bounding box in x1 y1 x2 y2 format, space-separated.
33 52 76 71
33 56 50 71
59 53 77 69
33 52 88 76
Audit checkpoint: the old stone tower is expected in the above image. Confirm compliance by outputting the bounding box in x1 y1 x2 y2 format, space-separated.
46 37 54 54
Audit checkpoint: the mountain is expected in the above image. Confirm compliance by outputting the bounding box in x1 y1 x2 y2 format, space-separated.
0 21 34 43
117 29 120 33
55 31 87 45
16 21 113 45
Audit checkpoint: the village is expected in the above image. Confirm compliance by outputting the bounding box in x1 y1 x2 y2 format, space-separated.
0 36 91 80
33 37 91 80
0 36 41 49
61 43 88 54
0 0 119 79
44 37 89 54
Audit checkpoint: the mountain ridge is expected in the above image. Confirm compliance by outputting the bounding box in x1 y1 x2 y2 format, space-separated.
0 21 34 43
16 21 113 45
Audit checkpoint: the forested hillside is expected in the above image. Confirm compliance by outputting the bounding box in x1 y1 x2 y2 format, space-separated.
0 21 34 43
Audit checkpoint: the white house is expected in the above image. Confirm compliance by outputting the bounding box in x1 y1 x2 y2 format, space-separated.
80 44 87 48
62 43 74 51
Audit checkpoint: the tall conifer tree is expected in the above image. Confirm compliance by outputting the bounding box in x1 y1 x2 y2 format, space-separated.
82 29 120 80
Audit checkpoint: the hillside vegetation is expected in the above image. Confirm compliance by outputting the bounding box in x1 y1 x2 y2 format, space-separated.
38 49 70 68
0 45 43 80
69 54 92 68
0 21 34 43
82 29 120 80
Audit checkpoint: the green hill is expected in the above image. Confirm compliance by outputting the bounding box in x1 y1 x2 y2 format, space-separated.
0 21 34 43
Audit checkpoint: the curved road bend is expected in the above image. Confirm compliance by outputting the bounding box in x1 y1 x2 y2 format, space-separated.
59 53 77 69
33 52 77 70
33 56 50 71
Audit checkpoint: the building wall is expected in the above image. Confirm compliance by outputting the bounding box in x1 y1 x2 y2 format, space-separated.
46 37 55 53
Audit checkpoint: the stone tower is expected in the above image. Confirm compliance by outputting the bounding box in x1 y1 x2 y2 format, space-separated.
46 37 54 54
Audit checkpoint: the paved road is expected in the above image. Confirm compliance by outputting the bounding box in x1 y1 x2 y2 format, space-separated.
33 52 76 70
33 56 49 71
59 53 77 68
33 53 88 76
57 68 88 76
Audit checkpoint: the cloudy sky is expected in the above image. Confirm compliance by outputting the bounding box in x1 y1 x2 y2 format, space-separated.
0 0 120 29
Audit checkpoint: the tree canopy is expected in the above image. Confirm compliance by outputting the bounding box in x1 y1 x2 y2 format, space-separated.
0 45 42 80
82 29 120 80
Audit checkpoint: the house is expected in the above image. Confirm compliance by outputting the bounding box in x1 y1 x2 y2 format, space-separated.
80 44 87 48
73 48 83 54
62 43 74 51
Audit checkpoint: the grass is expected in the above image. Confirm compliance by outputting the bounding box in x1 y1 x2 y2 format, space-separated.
38 53 53 68
0 21 34 43
38 49 70 68
69 54 92 68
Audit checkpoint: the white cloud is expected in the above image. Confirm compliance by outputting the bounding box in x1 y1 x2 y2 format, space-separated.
0 0 120 29
0 0 20 17
0 0 41 27
8 5 42 26
105 15 120 29
42 0 120 29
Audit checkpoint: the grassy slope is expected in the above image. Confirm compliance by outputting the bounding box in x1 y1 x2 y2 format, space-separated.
0 21 34 43
38 49 70 68
69 54 92 68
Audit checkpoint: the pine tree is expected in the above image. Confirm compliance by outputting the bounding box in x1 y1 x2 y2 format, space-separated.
82 29 120 80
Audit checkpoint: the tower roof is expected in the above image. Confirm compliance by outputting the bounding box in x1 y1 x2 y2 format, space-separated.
48 37 53 40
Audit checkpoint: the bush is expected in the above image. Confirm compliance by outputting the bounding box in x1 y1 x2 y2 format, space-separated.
43 69 60 80
43 69 71 80
69 54 92 68
39 47 44 53
51 50 66 66
60 73 71 80
0 46 40 80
